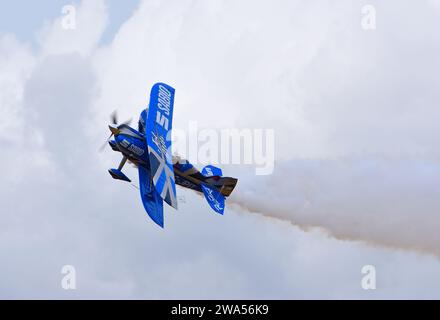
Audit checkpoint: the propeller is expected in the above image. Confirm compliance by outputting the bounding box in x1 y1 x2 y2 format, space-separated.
110 110 132 127
99 111 133 152
111 110 118 125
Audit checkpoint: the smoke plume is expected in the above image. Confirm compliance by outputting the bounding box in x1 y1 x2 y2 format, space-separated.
230 158 440 257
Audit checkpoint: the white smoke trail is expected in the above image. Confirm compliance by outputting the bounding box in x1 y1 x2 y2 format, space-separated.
229 159 440 257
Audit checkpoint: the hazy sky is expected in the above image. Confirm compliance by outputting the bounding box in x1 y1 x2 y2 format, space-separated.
0 0 139 45
1 0 440 299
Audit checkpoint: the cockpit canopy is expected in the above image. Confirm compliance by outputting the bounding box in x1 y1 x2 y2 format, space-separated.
138 109 148 135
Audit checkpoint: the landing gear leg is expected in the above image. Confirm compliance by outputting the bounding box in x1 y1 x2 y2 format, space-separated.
108 156 131 182
118 156 128 170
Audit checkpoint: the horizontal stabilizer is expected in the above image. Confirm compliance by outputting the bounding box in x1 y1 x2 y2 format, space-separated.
201 184 225 215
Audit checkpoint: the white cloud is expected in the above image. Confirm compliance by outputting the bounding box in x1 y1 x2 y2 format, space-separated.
37 0 108 57
2 0 440 299
0 34 35 134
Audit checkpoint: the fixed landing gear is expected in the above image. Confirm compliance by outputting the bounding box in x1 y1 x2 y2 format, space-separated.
108 156 131 182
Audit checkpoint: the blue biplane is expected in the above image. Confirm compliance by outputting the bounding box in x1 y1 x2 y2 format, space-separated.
103 83 238 228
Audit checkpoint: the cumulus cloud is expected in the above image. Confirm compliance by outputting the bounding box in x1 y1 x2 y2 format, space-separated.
37 0 109 57
2 0 440 299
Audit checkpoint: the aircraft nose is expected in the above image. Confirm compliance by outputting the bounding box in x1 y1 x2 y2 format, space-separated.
109 125 121 136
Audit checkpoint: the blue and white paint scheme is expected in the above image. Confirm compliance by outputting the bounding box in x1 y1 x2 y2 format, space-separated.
104 83 238 228
146 83 177 210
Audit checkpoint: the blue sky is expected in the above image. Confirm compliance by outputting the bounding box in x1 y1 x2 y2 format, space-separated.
0 0 139 45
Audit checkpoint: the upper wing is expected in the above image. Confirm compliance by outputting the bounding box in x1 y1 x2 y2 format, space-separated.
145 83 178 209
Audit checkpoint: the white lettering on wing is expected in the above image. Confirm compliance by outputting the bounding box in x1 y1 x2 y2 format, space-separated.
204 186 223 211
155 85 172 130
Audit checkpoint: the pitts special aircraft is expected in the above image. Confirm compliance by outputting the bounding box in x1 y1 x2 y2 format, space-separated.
102 83 238 228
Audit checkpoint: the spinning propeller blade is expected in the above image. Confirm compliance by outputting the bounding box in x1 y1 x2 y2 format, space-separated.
99 111 132 152
99 133 114 152
111 110 118 125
